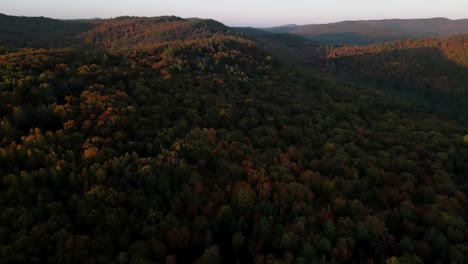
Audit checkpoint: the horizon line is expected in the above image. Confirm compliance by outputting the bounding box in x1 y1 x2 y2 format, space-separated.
1 12 467 28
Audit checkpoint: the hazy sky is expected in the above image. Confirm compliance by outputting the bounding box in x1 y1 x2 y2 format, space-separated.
1 0 467 27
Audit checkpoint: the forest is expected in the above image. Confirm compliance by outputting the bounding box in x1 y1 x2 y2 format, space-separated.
0 14 467 264
322 34 468 122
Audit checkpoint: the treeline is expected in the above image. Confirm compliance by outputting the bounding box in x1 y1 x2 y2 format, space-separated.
0 14 234 50
0 13 91 49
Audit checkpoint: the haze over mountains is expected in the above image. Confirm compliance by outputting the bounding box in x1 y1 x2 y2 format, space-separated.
263 18 468 45
0 13 467 264
2 13 468 48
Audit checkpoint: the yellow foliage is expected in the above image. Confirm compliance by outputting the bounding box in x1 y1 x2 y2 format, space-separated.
386 256 399 264
322 179 336 192
463 134 468 143
324 143 337 153
366 215 388 239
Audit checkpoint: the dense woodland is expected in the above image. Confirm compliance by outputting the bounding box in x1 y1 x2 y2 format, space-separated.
0 14 233 50
0 15 467 264
323 34 468 121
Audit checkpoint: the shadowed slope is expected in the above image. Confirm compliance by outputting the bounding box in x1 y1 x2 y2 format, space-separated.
323 34 468 120
0 13 92 48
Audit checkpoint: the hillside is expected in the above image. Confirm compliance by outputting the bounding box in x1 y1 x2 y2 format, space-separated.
0 14 233 49
0 13 91 48
0 14 467 263
264 18 468 45
322 34 468 121
80 16 233 49
235 27 326 66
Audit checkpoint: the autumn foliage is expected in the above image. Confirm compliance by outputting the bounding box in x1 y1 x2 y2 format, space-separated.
0 15 467 263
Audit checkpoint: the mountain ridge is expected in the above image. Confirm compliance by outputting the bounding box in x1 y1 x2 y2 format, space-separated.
2 14 468 48
0 14 233 49
263 17 468 45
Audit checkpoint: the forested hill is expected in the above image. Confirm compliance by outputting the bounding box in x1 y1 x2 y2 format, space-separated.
80 16 233 49
264 18 468 45
322 34 468 121
0 14 467 263
0 13 92 48
0 14 233 49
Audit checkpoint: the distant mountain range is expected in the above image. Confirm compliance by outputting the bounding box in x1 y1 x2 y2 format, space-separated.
2 14 468 49
263 17 468 45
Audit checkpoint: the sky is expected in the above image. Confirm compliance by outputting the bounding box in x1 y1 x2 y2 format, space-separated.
1 0 467 27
